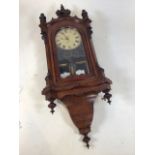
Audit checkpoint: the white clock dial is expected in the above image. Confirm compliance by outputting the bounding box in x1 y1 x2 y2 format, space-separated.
55 27 81 50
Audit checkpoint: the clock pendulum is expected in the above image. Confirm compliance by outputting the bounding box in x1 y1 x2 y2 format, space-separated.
39 4 112 148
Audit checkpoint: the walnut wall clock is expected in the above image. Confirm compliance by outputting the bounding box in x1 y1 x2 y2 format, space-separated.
39 4 112 148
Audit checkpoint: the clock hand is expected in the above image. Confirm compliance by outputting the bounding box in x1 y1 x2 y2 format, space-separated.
61 32 70 41
65 36 69 41
61 32 67 39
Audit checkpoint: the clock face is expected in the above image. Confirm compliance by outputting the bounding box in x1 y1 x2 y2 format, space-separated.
55 28 81 50
55 27 90 79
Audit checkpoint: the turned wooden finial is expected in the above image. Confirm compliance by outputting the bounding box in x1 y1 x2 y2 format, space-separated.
39 13 46 25
56 4 71 17
83 133 90 148
60 4 64 10
48 101 56 114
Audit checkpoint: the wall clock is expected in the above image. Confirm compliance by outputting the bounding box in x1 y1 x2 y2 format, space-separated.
39 4 112 148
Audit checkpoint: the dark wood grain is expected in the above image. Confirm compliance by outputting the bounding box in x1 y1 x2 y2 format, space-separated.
39 4 112 148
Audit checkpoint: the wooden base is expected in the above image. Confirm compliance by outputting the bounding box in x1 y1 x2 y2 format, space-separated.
62 95 97 147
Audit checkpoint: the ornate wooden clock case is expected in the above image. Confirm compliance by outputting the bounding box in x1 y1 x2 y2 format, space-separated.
39 5 112 148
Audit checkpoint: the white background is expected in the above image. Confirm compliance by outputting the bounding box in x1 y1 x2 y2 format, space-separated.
19 0 134 155
2 0 155 155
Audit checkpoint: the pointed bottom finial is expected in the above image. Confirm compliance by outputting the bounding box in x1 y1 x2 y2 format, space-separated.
48 101 56 114
86 143 90 148
51 109 55 114
102 90 112 104
83 133 90 148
